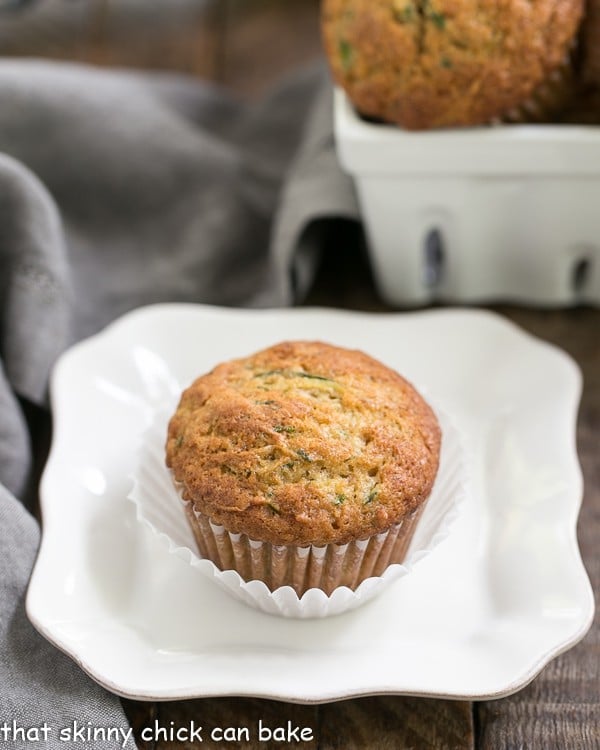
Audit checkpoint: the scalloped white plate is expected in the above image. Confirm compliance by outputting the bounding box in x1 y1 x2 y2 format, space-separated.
27 305 594 702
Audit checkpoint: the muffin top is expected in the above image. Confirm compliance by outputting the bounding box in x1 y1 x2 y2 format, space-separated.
166 341 441 546
322 0 583 129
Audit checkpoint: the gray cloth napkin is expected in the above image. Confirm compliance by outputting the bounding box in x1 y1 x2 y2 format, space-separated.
0 58 359 748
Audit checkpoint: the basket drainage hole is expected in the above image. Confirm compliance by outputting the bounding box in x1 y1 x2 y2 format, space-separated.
423 229 445 287
572 258 591 294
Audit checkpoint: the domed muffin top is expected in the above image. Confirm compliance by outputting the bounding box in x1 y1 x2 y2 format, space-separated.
166 341 441 546
322 0 583 129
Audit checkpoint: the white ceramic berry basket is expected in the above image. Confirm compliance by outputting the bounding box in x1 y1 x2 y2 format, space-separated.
334 88 600 307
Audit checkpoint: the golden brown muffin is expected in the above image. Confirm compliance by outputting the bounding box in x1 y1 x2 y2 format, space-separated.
167 341 440 546
322 0 584 130
166 342 441 595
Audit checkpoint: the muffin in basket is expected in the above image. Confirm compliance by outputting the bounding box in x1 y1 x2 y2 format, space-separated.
321 0 584 129
165 341 441 597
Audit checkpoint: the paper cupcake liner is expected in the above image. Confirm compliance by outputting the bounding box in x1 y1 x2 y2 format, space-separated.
129 404 468 618
499 54 576 124
183 502 424 597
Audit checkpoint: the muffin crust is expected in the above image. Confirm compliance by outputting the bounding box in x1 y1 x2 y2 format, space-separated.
166 341 441 546
322 0 584 129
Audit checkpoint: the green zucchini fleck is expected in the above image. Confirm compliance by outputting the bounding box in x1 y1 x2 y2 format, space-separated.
429 10 446 29
334 494 346 506
175 434 184 448
266 502 281 516
255 369 335 383
294 371 335 382
339 39 354 72
296 449 313 462
254 370 284 378
364 490 378 505
393 5 415 22
274 424 296 434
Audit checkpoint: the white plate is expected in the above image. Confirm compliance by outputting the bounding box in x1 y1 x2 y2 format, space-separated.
27 304 594 702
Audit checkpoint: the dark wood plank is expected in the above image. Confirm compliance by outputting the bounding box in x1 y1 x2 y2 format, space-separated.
151 695 474 749
303 223 383 312
154 698 318 749
221 0 322 97
81 0 222 78
319 697 474 750
0 0 90 58
0 0 222 80
122 700 158 750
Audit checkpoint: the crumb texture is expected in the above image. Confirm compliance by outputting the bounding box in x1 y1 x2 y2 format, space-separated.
321 0 584 129
166 341 441 546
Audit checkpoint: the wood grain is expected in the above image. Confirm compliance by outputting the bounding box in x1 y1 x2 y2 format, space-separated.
0 0 222 79
221 0 322 97
153 698 318 750
319 697 474 750
81 0 222 78
0 0 322 96
122 700 158 750
144 696 474 750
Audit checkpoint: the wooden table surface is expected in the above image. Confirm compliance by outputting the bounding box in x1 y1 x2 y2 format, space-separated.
3 1 598 747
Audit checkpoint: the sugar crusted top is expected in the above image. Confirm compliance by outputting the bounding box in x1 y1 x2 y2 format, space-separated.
166 341 441 546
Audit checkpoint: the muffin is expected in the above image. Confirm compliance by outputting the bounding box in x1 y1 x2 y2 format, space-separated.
321 0 584 130
165 341 441 596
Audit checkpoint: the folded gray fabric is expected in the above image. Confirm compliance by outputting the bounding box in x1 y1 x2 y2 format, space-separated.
0 59 359 746
0 57 361 493
0 485 137 749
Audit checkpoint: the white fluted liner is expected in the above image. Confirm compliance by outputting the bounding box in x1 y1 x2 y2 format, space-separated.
183 505 420 597
129 406 468 618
